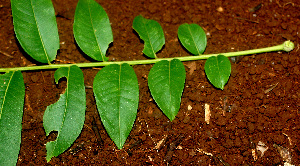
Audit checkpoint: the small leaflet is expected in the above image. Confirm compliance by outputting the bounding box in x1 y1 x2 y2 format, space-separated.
11 0 59 64
74 0 113 61
133 15 165 59
148 59 186 121
0 71 25 166
43 65 86 162
204 55 231 90
178 23 207 55
93 63 139 149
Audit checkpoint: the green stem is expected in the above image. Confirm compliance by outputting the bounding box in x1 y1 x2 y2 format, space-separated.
0 41 294 72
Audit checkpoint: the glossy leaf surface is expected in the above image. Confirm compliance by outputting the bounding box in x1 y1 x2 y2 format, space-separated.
204 55 231 90
133 15 165 58
93 63 139 149
148 59 186 121
178 23 206 55
74 0 113 61
11 0 59 64
0 71 25 166
43 65 86 162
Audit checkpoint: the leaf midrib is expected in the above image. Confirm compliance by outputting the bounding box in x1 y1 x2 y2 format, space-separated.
118 64 122 147
142 19 156 59
0 72 14 120
30 0 51 64
168 61 172 112
187 25 201 55
52 67 71 153
87 0 105 61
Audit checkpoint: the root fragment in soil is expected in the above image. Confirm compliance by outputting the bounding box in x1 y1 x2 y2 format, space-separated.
274 144 293 164
204 103 211 124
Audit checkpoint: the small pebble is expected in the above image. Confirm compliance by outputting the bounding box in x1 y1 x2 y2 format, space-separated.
217 7 224 12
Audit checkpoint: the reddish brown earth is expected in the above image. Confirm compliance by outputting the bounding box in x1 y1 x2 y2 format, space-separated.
1 0 300 165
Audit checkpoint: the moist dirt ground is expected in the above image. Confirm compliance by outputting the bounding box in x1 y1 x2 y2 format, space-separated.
1 0 300 165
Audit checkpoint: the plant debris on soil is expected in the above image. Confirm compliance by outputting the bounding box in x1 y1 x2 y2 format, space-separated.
0 0 300 165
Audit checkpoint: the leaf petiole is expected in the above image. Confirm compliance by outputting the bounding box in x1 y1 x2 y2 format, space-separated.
0 41 294 73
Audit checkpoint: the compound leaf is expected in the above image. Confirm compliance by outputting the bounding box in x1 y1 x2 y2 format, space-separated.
133 15 165 59
204 55 231 90
148 59 186 121
0 71 25 166
11 0 59 64
43 65 86 162
178 23 206 55
93 63 139 149
74 0 113 62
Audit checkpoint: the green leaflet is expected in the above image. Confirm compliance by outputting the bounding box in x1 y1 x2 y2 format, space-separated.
0 71 25 166
133 15 165 59
178 23 207 55
204 55 231 90
148 59 186 121
43 65 86 162
74 0 113 62
11 0 59 64
93 63 139 149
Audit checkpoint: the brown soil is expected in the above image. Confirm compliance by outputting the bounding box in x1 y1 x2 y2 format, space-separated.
1 0 300 165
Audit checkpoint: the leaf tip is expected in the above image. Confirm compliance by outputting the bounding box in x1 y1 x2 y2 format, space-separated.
45 142 54 163
169 116 176 122
46 156 52 163
116 144 124 150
